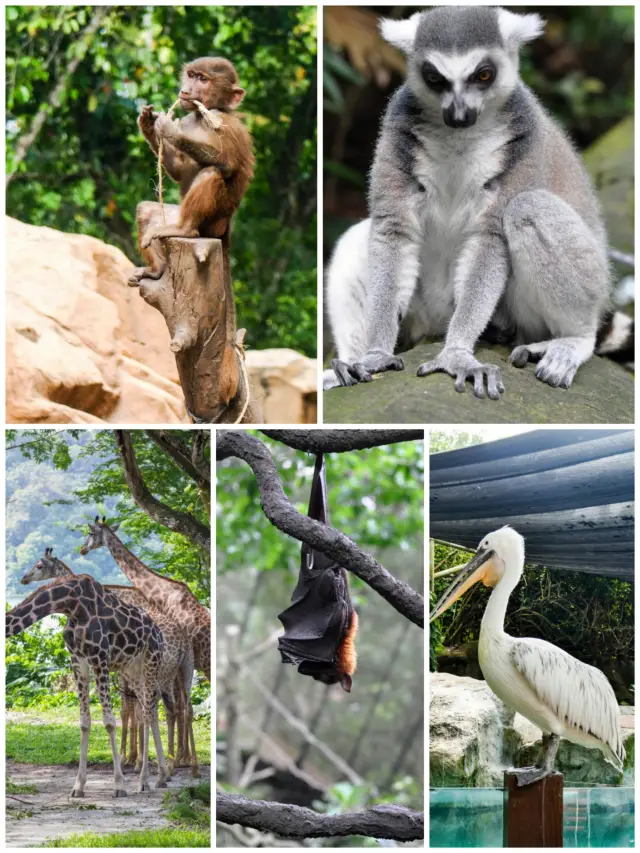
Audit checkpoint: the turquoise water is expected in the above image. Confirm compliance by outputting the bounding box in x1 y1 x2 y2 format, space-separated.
430 787 634 848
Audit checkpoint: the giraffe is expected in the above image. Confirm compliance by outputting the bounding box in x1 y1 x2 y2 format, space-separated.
80 517 211 769
6 573 169 797
21 549 198 777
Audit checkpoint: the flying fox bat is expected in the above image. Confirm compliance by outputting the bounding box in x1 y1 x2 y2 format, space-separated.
277 453 358 692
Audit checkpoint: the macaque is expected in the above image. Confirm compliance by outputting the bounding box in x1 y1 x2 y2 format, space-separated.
129 57 254 285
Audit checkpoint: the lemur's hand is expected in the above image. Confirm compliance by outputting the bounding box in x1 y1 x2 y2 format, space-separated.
331 350 405 387
418 347 504 400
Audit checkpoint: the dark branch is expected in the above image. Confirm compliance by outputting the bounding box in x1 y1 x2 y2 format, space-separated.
216 431 424 627
114 430 210 552
144 430 210 491
260 429 424 453
216 792 424 841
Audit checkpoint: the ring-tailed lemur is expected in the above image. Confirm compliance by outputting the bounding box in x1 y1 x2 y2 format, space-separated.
324 6 634 397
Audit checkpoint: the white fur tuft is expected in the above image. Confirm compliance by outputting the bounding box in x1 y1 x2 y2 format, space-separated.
379 12 422 54
497 8 545 48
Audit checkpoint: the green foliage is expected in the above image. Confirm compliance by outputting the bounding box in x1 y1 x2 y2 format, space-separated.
6 6 317 357
5 617 71 708
44 829 210 848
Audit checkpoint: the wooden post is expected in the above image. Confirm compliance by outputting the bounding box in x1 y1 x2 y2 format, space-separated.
503 771 563 847
135 236 256 423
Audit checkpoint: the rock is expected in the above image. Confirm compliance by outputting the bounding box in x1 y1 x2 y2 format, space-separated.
584 118 634 263
430 672 634 786
246 348 317 424
6 217 186 423
324 342 633 424
429 673 518 787
515 710 634 785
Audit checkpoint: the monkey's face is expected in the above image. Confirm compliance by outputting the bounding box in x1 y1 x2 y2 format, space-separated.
180 59 246 112
180 67 213 111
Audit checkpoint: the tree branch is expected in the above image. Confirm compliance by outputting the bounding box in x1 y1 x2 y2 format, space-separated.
216 431 424 627
144 430 210 490
113 430 210 552
260 429 423 453
216 792 424 841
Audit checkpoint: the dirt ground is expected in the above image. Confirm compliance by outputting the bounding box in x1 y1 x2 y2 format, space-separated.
6 760 211 847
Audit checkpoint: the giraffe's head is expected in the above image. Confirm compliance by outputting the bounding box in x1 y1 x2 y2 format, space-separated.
80 516 120 556
21 547 67 584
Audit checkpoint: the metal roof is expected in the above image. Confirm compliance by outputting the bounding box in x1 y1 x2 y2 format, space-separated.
430 429 634 579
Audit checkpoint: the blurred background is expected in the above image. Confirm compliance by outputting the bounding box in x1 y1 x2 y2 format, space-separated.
217 433 424 847
323 5 635 360
6 6 317 425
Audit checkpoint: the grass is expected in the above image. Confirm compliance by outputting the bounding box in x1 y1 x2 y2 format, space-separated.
43 829 210 847
7 780 39 794
6 707 211 766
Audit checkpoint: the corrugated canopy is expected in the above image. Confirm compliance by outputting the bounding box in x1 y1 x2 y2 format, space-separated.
430 429 634 580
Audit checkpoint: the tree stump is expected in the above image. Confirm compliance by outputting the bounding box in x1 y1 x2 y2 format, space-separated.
132 236 256 423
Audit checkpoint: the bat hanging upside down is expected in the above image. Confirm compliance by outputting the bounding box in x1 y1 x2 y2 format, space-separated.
277 453 358 692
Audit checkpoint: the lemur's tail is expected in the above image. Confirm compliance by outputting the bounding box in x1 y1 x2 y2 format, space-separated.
595 310 634 367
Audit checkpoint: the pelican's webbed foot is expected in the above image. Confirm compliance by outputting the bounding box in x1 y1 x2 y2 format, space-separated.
509 765 553 787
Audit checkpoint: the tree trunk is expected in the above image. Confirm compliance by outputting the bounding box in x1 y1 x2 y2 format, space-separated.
135 237 256 423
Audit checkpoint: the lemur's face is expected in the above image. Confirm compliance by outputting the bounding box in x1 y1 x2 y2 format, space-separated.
413 46 515 128
381 7 544 129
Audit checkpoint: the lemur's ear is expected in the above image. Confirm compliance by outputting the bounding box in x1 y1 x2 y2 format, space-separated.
497 9 545 48
380 12 422 54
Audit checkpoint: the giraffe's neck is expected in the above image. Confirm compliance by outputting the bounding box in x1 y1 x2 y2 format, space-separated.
7 580 83 636
102 528 173 609
52 558 74 578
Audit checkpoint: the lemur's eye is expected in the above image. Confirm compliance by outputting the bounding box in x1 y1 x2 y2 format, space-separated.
475 67 494 83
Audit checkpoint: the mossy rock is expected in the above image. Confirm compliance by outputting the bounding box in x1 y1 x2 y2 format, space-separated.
584 116 634 259
323 341 634 424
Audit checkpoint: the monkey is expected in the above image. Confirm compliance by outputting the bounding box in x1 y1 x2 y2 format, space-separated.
129 57 254 288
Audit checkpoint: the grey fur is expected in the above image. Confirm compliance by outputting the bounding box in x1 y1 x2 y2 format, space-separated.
324 6 613 397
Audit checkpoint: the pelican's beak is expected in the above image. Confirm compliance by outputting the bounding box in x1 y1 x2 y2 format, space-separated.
429 548 495 623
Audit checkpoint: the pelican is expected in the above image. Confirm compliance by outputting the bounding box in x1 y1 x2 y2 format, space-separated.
430 526 625 786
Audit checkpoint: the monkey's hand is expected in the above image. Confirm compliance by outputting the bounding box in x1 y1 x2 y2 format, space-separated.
331 350 404 387
155 113 178 140
417 347 504 400
138 105 159 132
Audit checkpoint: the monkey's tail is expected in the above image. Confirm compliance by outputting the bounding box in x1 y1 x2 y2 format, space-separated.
595 310 634 368
221 229 237 341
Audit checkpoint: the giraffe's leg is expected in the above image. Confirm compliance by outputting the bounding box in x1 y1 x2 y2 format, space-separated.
95 662 127 797
118 677 128 765
162 692 176 779
70 657 91 798
134 702 143 773
181 652 199 778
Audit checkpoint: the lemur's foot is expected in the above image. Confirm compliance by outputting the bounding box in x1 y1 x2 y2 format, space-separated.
331 351 404 387
418 347 504 400
331 359 372 387
510 341 579 389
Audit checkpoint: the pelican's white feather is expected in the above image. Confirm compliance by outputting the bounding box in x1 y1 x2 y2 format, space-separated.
511 637 625 769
